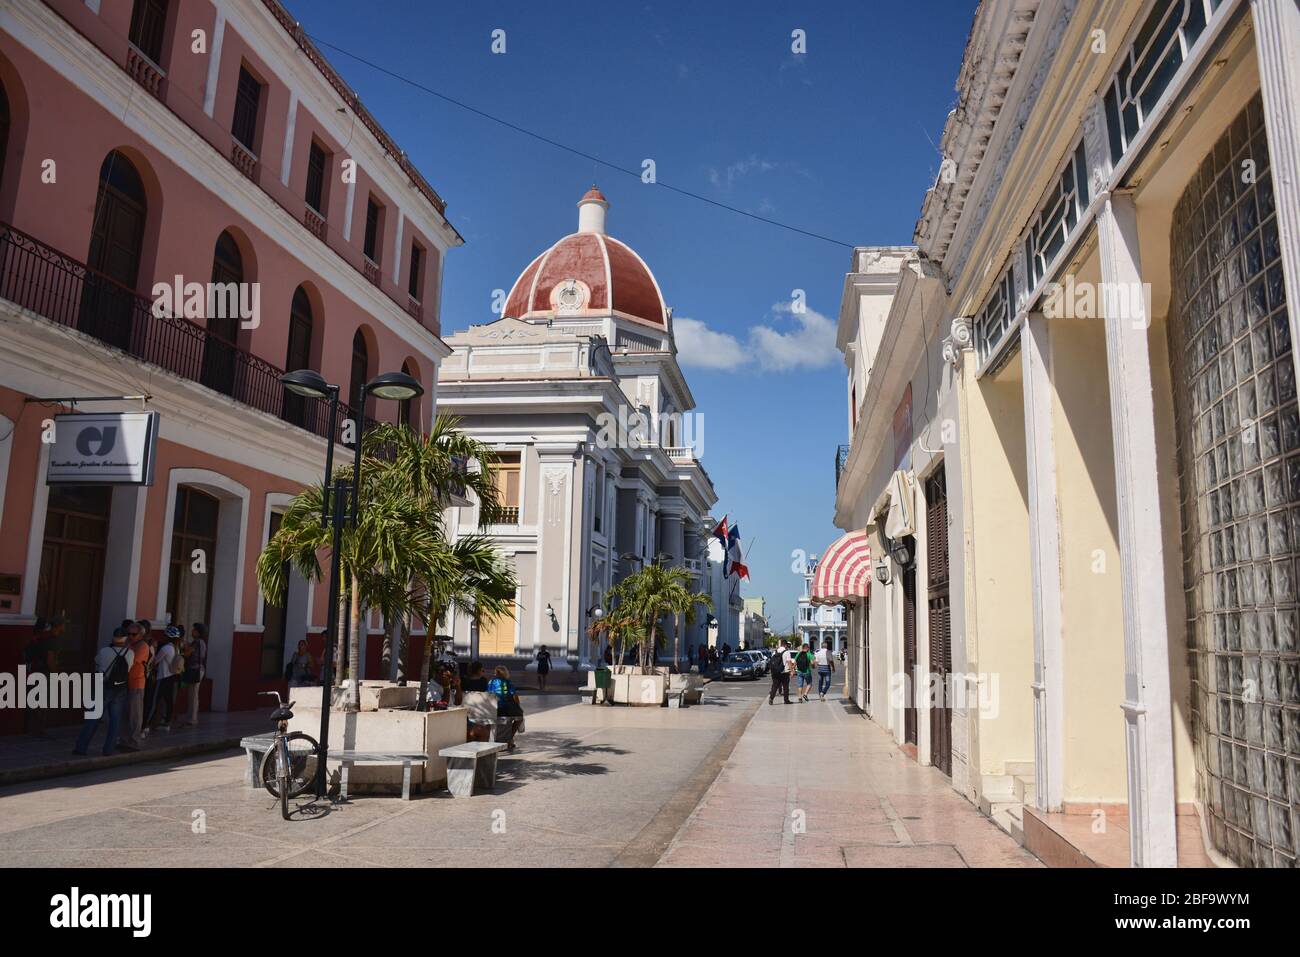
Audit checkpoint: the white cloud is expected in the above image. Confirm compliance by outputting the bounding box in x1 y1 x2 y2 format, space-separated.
750 301 840 371
674 317 747 370
672 300 840 375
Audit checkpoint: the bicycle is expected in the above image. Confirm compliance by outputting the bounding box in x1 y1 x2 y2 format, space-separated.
257 690 318 820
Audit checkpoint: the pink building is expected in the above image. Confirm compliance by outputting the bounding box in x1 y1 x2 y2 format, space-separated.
0 0 461 730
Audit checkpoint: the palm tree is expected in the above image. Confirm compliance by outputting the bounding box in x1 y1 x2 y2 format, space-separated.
359 417 513 704
609 564 713 672
257 415 513 711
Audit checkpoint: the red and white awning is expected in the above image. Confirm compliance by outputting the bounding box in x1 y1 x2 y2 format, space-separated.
811 530 872 605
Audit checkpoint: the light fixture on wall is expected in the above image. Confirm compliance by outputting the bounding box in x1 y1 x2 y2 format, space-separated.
874 558 891 586
546 603 557 624
890 540 913 568
586 605 604 620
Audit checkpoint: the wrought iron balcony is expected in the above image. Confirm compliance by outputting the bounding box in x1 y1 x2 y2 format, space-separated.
0 221 350 443
835 444 851 487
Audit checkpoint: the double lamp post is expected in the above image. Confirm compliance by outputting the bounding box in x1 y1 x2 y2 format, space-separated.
279 366 423 800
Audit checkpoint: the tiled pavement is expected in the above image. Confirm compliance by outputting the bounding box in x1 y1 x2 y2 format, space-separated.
657 680 1043 868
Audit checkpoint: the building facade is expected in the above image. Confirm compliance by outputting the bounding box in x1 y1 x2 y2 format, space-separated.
705 533 743 653
834 0 1300 868
436 188 721 673
0 0 459 730
741 595 767 650
798 556 848 653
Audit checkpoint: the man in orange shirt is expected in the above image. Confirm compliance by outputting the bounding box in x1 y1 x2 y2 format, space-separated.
119 621 151 752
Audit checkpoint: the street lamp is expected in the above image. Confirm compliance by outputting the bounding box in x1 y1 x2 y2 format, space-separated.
278 366 423 800
342 370 423 707
279 369 341 799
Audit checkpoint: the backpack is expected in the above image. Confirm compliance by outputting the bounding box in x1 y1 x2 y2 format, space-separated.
796 651 811 672
104 647 129 689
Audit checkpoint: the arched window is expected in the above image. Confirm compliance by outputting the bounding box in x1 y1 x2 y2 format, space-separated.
398 360 420 431
281 287 314 428
80 151 147 350
200 230 243 397
349 329 369 410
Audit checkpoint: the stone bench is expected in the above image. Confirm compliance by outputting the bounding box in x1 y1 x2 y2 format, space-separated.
335 751 428 802
438 741 508 797
239 734 427 801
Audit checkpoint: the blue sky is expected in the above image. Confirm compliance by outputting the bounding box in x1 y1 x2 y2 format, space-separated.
291 0 976 628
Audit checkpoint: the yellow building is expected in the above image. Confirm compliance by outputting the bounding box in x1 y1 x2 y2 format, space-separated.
833 0 1300 868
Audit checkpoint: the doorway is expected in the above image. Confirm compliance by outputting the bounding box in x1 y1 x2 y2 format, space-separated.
902 546 918 747
37 485 112 722
926 469 953 776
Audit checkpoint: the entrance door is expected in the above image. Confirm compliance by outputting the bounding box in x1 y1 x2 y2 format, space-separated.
902 559 917 746
37 486 112 723
477 600 516 656
260 512 290 679
926 469 953 776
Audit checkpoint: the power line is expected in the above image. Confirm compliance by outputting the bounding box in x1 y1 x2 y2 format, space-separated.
305 34 857 250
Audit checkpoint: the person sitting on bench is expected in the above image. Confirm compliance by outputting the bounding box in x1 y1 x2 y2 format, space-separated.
486 665 525 750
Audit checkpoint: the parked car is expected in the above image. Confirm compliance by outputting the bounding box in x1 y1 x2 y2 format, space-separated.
744 650 768 675
721 653 760 680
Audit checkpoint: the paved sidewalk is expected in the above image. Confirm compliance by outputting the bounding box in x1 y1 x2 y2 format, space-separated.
658 682 1042 868
0 709 269 786
0 687 758 867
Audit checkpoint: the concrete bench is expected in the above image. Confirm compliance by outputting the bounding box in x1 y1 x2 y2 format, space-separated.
240 734 427 801
240 734 277 786
335 751 428 802
438 741 508 797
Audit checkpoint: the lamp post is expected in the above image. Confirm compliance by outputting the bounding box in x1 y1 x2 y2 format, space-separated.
278 367 422 799
339 370 424 710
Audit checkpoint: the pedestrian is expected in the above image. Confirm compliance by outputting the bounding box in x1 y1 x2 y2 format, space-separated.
815 640 836 700
768 642 791 704
794 643 815 702
487 665 525 750
177 623 207 727
22 617 57 738
148 625 183 731
462 661 489 692
286 639 317 687
535 644 552 691
118 621 151 751
73 628 133 757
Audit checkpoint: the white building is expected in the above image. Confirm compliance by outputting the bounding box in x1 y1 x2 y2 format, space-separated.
437 187 720 673
798 556 847 653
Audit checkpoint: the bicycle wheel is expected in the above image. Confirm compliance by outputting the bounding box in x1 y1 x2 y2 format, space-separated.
259 732 319 800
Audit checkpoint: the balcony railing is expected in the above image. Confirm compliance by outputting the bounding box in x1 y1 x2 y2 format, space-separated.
0 222 350 443
125 44 165 100
490 506 520 525
663 446 695 461
303 205 327 241
230 140 258 180
835 444 851 487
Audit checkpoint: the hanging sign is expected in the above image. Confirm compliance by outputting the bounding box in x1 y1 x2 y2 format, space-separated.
46 411 159 486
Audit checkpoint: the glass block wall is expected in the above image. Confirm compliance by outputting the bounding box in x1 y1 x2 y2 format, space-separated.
1169 93 1299 867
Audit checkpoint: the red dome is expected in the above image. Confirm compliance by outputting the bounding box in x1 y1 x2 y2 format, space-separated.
502 191 666 328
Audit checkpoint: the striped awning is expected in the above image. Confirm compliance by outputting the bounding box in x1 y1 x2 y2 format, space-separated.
811 530 872 605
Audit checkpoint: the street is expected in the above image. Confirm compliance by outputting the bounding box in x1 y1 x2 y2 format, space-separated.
0 678 1035 868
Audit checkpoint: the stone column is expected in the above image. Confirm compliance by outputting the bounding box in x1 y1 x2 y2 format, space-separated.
1095 189 1179 867
1021 312 1064 812
1251 0 1300 386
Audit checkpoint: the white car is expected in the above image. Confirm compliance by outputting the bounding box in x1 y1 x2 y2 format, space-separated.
742 650 768 675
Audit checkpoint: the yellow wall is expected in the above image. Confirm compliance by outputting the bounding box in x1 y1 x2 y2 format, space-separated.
1048 304 1129 804
965 358 1036 778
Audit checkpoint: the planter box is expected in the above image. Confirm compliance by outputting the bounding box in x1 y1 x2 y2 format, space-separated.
292 681 419 712
288 705 467 793
613 672 666 706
